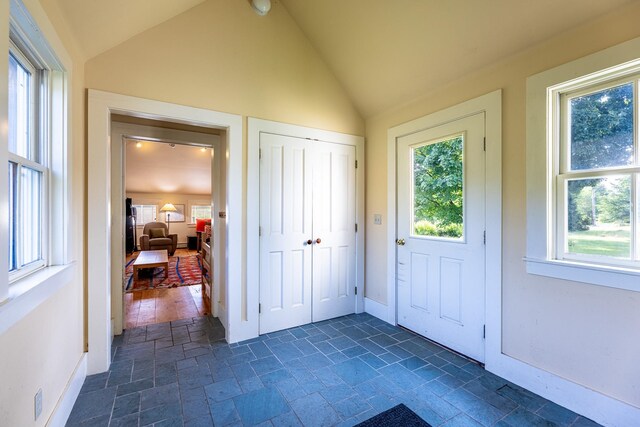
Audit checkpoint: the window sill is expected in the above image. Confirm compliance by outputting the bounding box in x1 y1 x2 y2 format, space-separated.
524 257 639 292
0 263 76 335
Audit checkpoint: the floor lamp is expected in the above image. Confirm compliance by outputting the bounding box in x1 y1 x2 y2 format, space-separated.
160 203 178 233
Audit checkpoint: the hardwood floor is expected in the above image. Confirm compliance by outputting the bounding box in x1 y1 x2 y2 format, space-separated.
124 248 208 329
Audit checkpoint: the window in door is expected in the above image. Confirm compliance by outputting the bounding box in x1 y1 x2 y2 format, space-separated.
412 134 464 239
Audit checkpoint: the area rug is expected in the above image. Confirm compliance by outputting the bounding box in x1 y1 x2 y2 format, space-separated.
125 254 202 292
355 404 431 427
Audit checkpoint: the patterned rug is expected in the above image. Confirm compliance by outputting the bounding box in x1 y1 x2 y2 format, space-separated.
125 254 202 292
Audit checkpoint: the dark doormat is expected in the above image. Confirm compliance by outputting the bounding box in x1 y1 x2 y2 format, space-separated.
355 404 432 427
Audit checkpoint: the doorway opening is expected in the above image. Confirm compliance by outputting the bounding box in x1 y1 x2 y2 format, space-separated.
119 125 219 329
110 115 225 333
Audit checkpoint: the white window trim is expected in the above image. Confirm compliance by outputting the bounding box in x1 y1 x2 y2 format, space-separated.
526 36 640 290
0 0 73 328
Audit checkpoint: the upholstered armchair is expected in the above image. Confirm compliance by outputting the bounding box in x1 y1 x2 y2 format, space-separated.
139 222 177 256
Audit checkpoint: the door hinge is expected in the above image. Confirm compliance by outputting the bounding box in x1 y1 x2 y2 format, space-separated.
355 223 358 233
259 304 261 314
355 160 358 169
483 230 486 244
483 324 486 339
355 286 358 295
259 226 262 236
259 148 262 159
483 137 486 152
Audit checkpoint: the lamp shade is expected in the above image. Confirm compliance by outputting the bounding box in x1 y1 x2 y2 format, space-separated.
251 0 271 15
160 203 177 213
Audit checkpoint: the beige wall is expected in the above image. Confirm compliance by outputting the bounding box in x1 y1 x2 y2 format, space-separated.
0 0 86 425
365 2 640 407
85 0 364 137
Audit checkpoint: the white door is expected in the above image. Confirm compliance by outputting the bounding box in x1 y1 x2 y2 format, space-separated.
396 112 486 362
260 134 357 333
259 133 313 334
312 142 357 322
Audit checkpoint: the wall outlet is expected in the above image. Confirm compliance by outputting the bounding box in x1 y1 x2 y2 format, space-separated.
374 214 382 225
34 388 43 420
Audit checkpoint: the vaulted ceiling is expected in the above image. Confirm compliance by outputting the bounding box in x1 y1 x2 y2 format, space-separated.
53 0 634 118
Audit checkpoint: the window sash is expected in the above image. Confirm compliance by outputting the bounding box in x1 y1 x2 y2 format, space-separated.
8 160 47 281
555 76 640 269
8 43 40 164
7 42 49 282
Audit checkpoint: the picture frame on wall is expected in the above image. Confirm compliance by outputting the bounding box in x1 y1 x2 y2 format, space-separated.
168 204 186 222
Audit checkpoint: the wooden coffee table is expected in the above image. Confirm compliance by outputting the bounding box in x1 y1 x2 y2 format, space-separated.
133 250 169 283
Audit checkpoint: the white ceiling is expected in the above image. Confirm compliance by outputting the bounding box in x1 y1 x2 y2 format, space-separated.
125 139 212 195
52 0 634 117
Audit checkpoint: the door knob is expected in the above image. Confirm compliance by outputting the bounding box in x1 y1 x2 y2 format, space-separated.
396 238 405 246
305 239 313 245
315 238 321 244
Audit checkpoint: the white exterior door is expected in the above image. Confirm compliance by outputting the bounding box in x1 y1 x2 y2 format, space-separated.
396 112 486 362
260 134 357 334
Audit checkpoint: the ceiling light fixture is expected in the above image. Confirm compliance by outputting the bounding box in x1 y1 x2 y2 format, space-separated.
200 147 206 152
251 0 271 16
136 141 142 148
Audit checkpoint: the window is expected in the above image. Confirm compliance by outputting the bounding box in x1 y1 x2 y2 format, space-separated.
191 204 212 223
133 204 157 226
7 42 48 279
526 37 640 290
558 80 639 267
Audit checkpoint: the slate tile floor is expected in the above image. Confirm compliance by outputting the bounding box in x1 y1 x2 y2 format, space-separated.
67 314 601 427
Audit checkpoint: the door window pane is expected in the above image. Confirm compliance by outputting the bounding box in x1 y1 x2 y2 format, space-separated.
8 53 33 160
20 167 42 266
567 176 631 258
412 135 464 238
569 83 634 171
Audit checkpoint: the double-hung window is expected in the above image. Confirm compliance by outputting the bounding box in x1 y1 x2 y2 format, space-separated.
526 38 640 290
557 80 639 267
190 204 212 223
8 42 48 280
133 204 157 226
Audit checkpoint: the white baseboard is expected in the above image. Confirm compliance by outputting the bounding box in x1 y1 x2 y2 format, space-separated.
488 353 640 427
364 297 392 324
48 353 87 427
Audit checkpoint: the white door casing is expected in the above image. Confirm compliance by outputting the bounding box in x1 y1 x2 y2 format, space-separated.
396 112 486 362
259 133 357 333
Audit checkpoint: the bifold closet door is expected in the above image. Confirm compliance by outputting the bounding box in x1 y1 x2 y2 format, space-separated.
259 133 357 334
